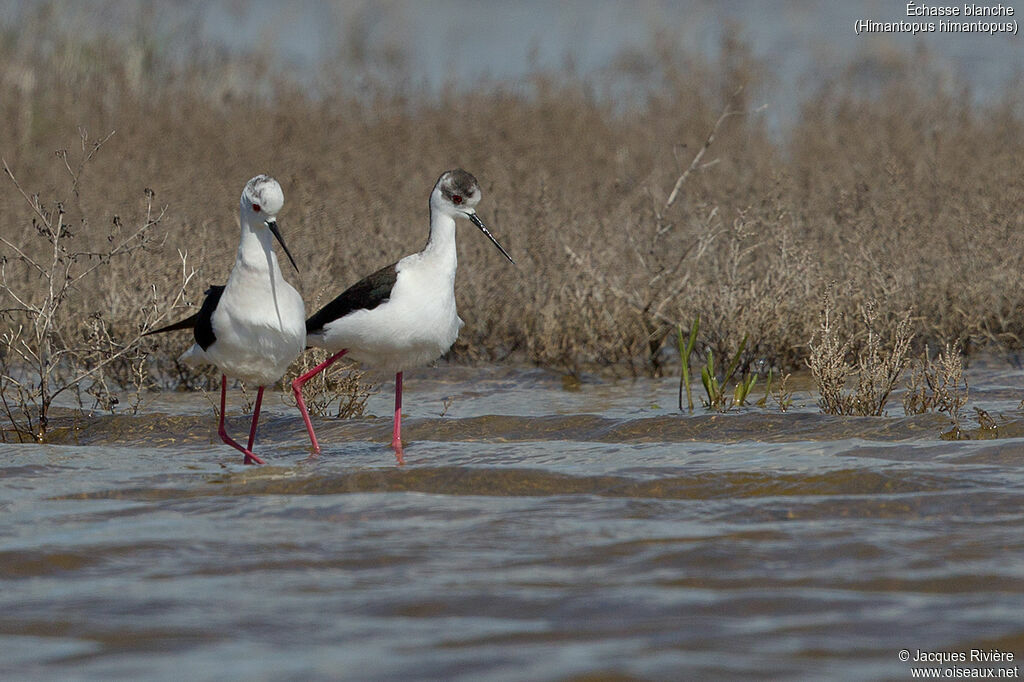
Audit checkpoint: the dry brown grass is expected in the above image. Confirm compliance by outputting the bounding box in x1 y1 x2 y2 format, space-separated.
903 343 969 424
282 350 371 420
807 285 914 416
1 17 1022 411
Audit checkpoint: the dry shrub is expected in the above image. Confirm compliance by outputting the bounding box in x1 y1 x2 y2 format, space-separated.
0 131 193 441
808 286 914 416
763 372 794 413
903 343 968 424
0 15 1021 390
282 350 370 420
687 206 821 375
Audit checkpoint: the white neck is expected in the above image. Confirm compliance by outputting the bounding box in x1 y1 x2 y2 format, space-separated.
421 204 458 271
229 212 293 329
236 216 281 275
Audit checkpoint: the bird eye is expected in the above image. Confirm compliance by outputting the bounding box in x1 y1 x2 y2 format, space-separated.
451 195 463 205
252 203 261 212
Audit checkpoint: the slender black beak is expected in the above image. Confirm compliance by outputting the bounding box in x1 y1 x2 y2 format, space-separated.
468 212 515 265
266 220 300 273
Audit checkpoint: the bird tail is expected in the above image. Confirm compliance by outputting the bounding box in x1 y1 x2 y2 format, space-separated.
144 312 201 336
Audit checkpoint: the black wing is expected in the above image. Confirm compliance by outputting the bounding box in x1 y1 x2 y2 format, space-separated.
193 285 225 350
306 263 398 335
145 285 225 352
145 312 201 336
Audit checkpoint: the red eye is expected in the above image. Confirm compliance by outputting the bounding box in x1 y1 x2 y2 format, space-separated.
252 203 261 212
451 195 463 205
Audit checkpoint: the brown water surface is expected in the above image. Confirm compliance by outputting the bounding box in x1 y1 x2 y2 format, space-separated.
2 365 1023 680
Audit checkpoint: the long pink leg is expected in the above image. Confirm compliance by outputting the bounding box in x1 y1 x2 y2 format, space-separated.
291 349 348 455
392 371 404 465
217 375 265 465
247 386 265 452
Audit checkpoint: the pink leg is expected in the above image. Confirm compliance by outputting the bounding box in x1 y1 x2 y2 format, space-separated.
247 386 264 452
291 349 348 455
392 371 404 465
217 375 265 465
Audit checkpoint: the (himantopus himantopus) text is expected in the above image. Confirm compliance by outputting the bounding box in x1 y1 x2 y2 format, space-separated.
148 175 315 464
293 169 514 463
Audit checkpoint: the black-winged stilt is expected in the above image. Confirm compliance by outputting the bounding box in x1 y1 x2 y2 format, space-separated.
148 175 314 465
293 169 514 463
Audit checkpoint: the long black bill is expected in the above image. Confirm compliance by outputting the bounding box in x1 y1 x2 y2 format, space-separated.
468 213 515 265
267 220 300 273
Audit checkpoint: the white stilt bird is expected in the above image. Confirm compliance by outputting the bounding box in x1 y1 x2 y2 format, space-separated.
292 169 514 463
148 175 314 464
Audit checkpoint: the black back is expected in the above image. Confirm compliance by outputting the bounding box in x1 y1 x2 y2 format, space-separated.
306 263 398 335
144 284 225 352
194 285 225 350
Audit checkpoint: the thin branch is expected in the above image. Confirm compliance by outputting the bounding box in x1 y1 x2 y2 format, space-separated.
0 236 47 278
68 206 167 288
52 254 199 401
2 158 53 229
60 129 116 197
663 89 748 211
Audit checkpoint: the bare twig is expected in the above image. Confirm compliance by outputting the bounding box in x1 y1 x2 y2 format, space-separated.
0 131 185 440
663 89 745 211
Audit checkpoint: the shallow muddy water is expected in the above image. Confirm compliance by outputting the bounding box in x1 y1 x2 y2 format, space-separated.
2 365 1024 680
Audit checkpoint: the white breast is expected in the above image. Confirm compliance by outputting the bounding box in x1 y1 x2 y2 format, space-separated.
189 265 306 386
311 253 463 373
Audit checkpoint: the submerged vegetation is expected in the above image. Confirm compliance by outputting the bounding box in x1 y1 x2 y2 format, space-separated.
904 343 969 428
678 316 758 412
0 8 1022 437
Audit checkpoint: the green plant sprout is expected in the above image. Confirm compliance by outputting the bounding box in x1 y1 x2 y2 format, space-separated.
698 333 756 411
677 317 699 412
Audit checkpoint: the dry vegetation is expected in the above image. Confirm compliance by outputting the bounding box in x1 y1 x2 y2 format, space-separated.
0 130 196 440
282 349 371 420
0 11 1022 432
903 343 969 425
807 285 914 416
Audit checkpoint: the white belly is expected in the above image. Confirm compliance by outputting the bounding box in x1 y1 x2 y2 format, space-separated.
308 259 463 373
182 275 306 386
